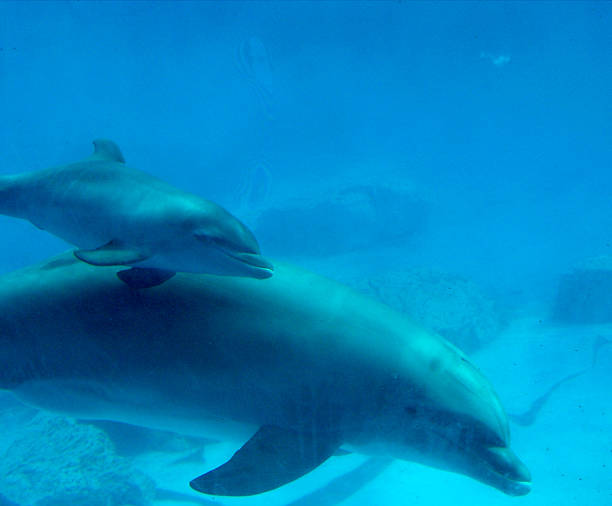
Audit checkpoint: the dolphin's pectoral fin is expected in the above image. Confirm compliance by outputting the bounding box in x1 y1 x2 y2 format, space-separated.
74 240 149 266
116 268 176 289
189 425 340 496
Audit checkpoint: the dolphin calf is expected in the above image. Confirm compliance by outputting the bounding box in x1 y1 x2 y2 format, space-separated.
0 140 273 288
0 253 531 497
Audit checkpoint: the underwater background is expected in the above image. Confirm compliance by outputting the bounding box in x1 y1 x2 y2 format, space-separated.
0 1 610 505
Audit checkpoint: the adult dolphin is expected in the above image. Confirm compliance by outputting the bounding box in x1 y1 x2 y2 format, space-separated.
0 253 531 497
0 140 273 288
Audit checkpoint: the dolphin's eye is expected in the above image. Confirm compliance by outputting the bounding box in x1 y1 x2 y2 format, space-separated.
194 228 259 255
213 234 260 255
404 405 418 416
194 231 241 252
406 408 505 448
210 236 240 251
455 418 505 448
474 424 505 447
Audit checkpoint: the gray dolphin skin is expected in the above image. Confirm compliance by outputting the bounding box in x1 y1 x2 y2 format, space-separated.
0 140 273 288
0 254 531 497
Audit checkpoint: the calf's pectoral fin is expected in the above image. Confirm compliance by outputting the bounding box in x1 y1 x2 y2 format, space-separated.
190 425 341 496
116 267 176 289
74 240 150 266
74 241 176 289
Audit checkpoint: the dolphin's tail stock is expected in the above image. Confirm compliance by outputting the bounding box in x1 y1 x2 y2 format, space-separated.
0 174 22 217
0 175 10 214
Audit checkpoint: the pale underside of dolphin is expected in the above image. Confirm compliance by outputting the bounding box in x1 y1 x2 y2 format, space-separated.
0 253 531 497
0 139 273 288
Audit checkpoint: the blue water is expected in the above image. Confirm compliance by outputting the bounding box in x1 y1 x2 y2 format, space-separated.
0 2 610 505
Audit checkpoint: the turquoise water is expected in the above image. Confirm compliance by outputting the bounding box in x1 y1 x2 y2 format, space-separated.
0 2 610 505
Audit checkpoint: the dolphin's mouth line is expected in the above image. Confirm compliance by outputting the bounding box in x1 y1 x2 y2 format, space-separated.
474 445 532 495
223 250 274 277
429 428 531 495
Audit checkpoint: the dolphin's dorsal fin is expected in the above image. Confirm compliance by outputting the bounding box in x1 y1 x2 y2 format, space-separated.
190 425 340 496
91 139 125 163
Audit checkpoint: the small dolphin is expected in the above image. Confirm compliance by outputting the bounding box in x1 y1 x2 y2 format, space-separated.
0 254 530 497
0 139 273 288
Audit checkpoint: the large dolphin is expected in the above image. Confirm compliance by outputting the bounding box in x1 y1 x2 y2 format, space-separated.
0 140 273 288
0 253 531 497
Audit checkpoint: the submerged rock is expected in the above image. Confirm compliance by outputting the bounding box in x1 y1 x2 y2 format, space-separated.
349 268 505 352
553 256 612 324
254 183 427 257
0 412 155 506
